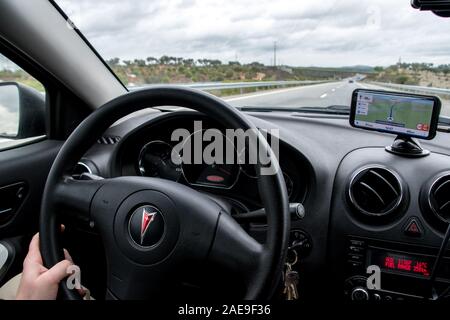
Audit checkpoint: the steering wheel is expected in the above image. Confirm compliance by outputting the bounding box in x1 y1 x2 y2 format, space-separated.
39 87 290 300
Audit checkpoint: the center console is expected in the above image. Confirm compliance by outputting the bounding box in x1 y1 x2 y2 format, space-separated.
328 147 450 302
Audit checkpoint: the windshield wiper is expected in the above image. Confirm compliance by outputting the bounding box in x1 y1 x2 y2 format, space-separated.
238 105 350 115
295 105 350 115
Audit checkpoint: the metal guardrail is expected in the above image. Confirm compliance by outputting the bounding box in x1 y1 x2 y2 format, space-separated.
131 80 329 92
370 81 450 97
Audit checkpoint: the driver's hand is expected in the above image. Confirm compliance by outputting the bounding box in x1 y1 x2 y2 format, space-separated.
16 233 74 300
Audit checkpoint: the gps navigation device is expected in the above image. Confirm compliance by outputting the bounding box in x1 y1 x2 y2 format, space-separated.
350 89 441 140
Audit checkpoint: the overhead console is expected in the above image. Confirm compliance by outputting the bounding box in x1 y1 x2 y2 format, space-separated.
328 89 450 301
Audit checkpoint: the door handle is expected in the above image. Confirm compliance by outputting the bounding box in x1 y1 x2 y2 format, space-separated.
0 208 13 216
0 182 27 224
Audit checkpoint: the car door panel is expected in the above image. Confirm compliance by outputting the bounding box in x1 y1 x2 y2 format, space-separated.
0 140 62 238
0 140 62 288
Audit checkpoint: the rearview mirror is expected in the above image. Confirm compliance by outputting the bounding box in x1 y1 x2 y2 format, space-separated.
0 82 45 139
411 0 450 17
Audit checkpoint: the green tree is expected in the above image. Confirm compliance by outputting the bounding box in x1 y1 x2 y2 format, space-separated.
374 66 384 72
107 57 120 66
395 75 410 84
210 59 222 66
159 55 171 65
134 59 146 67
167 56 177 64
183 58 194 66
225 70 234 78
146 57 158 65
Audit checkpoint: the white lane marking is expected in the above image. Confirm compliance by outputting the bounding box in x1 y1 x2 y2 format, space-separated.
331 88 336 92
225 82 340 102
320 93 328 98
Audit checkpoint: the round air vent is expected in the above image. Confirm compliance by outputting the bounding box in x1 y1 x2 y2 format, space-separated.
348 166 404 217
428 174 450 224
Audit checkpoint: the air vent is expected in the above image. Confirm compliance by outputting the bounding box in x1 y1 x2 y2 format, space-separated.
97 135 121 145
429 174 450 223
348 167 404 217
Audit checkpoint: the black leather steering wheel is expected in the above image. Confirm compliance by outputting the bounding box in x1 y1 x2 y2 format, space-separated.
39 87 290 300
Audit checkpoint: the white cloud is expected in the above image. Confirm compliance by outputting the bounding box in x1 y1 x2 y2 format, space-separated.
56 0 450 67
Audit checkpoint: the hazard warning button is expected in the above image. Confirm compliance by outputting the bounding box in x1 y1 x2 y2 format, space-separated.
404 217 423 237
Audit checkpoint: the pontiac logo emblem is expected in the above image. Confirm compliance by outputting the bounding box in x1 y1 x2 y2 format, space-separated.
140 209 156 245
128 205 165 247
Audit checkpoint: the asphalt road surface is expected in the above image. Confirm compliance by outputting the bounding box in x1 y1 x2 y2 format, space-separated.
226 80 450 116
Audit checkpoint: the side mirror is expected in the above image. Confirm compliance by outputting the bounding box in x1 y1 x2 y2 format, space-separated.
0 82 45 139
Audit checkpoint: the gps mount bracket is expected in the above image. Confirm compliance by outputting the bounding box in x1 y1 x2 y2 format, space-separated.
385 135 430 158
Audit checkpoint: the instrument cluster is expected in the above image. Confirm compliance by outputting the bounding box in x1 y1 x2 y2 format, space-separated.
137 139 295 195
118 114 309 209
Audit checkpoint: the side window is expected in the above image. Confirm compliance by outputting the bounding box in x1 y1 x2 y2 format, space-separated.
0 53 46 149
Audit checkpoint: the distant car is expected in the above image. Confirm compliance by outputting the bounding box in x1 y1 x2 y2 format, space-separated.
349 79 355 83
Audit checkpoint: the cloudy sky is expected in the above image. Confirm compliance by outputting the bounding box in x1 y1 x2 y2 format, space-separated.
56 0 449 67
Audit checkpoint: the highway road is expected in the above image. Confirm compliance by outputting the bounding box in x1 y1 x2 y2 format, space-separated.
226 81 381 109
1 80 449 147
226 80 450 116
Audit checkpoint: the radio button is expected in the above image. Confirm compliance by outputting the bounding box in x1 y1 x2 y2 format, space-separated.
348 253 364 262
351 287 369 301
349 245 364 254
347 260 363 270
373 293 381 301
349 239 365 247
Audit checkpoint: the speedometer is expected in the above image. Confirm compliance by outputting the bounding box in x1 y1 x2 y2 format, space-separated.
182 162 240 189
180 129 240 189
138 141 182 181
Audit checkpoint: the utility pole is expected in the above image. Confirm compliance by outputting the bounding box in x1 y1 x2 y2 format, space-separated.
273 41 277 68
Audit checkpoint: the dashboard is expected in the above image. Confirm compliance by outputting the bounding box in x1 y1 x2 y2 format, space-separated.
80 108 450 301
115 113 310 214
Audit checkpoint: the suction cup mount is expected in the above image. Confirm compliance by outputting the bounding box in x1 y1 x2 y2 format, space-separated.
385 135 430 158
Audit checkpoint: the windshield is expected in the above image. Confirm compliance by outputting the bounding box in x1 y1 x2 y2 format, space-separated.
55 0 450 116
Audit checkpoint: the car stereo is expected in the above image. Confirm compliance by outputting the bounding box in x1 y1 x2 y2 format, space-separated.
344 237 450 301
350 89 441 140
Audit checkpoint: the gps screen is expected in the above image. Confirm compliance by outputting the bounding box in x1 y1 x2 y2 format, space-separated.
350 89 440 139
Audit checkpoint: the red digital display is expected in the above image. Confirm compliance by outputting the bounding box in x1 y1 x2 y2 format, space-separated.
382 255 430 277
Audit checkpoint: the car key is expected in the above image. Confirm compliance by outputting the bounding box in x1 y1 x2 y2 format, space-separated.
285 269 299 300
283 249 299 300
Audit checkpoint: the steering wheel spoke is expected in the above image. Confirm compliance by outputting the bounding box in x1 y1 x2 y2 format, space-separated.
104 251 177 300
208 212 264 294
53 177 105 223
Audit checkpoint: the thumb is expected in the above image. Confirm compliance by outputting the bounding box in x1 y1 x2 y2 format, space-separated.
63 249 74 263
40 259 73 284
